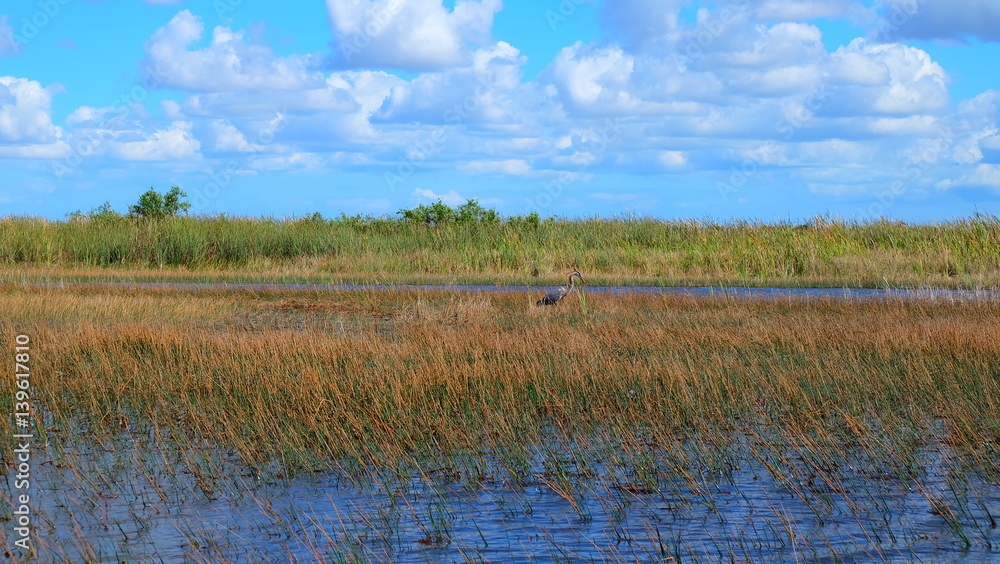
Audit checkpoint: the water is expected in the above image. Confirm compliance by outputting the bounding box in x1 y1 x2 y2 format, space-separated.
7 436 999 562
36 280 1000 302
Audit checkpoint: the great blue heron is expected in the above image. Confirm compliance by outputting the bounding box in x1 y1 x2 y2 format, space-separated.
536 271 584 306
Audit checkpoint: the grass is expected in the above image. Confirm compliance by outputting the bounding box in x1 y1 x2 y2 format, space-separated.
2 283 998 560
2 214 999 288
5 284 998 468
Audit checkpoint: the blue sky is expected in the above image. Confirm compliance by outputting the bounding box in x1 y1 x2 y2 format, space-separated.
1 0 999 221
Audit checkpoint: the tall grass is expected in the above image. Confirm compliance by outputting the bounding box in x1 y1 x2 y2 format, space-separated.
3 285 996 471
2 214 999 288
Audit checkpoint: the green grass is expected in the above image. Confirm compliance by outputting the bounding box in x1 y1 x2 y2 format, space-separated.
1 214 999 288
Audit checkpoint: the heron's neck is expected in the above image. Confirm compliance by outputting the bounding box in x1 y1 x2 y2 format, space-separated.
568 276 576 290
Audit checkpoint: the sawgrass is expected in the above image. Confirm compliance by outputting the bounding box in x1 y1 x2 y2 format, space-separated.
3 284 996 469
2 214 999 288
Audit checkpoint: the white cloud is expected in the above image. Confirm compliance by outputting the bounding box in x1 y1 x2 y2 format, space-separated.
0 77 63 144
979 134 1000 162
726 23 826 68
143 10 322 91
659 150 687 169
545 43 639 114
162 99 185 120
936 164 1000 190
413 188 464 204
552 151 600 167
0 141 70 159
326 0 502 71
109 121 201 161
375 41 525 124
819 40 949 116
867 115 938 135
209 120 256 153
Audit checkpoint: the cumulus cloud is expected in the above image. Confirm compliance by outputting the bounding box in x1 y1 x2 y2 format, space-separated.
876 0 1000 42
824 39 949 116
376 41 525 124
659 150 688 169
34 0 997 211
0 77 63 144
108 121 201 161
543 43 641 115
936 164 1000 190
326 0 502 71
142 10 323 91
208 120 257 153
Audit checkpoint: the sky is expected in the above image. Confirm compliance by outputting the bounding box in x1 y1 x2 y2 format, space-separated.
1 0 999 221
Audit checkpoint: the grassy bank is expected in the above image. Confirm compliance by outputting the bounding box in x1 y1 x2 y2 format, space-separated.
2 214 999 288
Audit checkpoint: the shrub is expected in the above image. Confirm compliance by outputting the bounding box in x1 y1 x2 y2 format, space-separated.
128 187 191 219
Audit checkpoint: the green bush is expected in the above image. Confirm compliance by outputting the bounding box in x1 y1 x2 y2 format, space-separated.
129 187 191 219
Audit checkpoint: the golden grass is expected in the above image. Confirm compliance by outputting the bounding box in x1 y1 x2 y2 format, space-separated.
3 284 997 477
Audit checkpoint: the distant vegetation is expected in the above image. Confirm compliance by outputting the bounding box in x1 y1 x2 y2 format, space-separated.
69 186 192 221
1 190 999 288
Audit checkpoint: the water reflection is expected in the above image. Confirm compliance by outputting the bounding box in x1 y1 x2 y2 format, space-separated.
13 436 998 562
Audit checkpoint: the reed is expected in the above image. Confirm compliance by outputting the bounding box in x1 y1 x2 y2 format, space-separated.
2 214 999 288
4 285 997 467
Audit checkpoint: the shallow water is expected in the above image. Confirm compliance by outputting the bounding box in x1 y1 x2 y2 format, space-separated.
7 435 998 563
36 280 1000 302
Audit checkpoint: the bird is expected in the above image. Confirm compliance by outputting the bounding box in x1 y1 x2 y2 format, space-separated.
536 271 584 306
